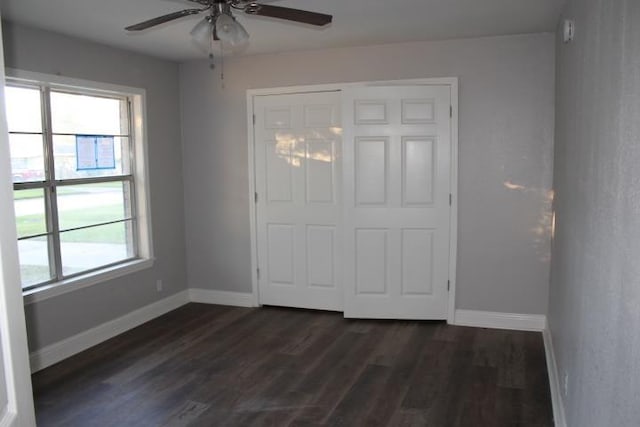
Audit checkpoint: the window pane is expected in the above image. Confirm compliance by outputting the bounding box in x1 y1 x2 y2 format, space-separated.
5 86 42 133
60 221 134 276
9 134 45 183
18 236 52 288
51 91 127 135
14 189 48 238
57 182 131 231
53 135 130 179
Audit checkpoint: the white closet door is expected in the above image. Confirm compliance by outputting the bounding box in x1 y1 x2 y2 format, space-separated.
254 91 343 311
343 86 452 319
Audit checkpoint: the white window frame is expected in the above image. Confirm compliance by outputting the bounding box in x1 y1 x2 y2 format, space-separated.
6 69 154 304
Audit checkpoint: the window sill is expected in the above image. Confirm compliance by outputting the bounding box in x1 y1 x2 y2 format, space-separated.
22 258 155 305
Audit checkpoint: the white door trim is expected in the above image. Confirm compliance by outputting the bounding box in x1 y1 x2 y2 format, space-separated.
247 77 459 323
0 18 37 427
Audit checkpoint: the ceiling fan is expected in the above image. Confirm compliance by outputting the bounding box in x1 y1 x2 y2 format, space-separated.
125 0 333 48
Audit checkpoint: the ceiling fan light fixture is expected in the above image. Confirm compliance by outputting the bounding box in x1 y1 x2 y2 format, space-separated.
215 13 249 47
235 19 250 44
190 16 214 49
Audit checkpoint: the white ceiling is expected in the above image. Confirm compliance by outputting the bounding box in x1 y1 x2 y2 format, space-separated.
1 0 564 62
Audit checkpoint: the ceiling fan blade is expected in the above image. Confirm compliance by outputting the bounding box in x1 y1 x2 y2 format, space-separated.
246 4 332 26
125 8 205 31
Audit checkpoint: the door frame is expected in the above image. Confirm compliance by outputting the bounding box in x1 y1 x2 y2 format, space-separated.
0 18 37 427
247 77 459 324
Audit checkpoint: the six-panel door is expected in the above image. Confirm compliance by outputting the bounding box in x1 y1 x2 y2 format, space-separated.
254 92 344 311
342 86 452 319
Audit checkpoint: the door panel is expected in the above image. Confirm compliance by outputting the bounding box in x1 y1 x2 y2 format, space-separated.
305 140 335 203
401 229 434 295
266 224 295 285
254 92 343 311
402 137 435 206
343 86 451 319
265 141 293 202
355 137 388 205
306 225 336 288
355 229 388 295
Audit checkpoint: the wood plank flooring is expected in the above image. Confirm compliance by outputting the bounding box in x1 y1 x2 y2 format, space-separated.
32 304 553 426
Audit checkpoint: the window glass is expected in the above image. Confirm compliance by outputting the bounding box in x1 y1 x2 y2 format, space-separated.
60 221 133 276
18 237 53 289
8 134 46 183
51 91 127 135
14 189 48 238
57 182 132 231
4 86 42 133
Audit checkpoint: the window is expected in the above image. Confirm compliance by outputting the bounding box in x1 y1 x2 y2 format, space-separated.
5 72 152 297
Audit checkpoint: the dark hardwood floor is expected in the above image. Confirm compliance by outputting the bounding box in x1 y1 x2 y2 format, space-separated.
32 304 553 426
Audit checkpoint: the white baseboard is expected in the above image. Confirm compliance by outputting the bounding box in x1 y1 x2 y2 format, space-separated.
32 294 552 379
543 327 567 427
29 290 189 373
454 309 547 331
28 288 257 373
188 288 256 307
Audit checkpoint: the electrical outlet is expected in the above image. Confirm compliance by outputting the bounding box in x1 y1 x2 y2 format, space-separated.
563 373 569 397
156 279 163 292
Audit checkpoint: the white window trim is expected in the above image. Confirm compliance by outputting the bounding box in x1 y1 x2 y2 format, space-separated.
6 69 155 305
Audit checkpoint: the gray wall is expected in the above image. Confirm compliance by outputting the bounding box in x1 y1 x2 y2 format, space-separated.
2 22 188 351
549 0 640 426
180 33 555 314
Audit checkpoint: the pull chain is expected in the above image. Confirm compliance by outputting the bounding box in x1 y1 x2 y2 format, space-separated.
208 32 215 70
206 28 224 89
220 44 225 89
